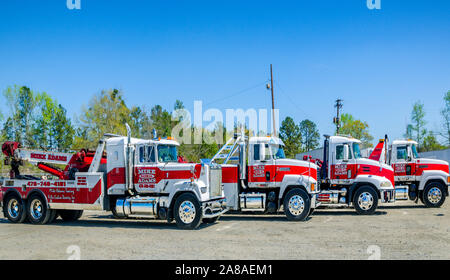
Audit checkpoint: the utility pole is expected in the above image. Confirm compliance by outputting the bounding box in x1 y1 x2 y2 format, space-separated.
269 64 276 136
333 99 343 134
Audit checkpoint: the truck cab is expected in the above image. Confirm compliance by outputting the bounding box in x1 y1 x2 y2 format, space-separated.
370 138 449 207
212 133 318 221
107 135 226 228
315 135 395 214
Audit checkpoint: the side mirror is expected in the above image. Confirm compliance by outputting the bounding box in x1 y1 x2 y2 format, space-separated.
343 145 349 162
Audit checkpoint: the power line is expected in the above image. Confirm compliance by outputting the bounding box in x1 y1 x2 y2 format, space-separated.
204 81 268 106
273 80 311 120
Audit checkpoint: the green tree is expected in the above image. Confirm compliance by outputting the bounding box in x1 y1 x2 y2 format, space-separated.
404 124 414 139
339 113 374 148
410 101 427 150
422 132 445 152
440 91 450 146
73 89 132 149
129 106 153 139
279 117 302 158
3 85 40 147
150 105 172 137
32 92 74 151
52 105 75 151
299 119 320 152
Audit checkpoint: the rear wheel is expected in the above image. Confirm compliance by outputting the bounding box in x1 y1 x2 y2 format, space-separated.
58 210 84 222
27 194 54 224
3 194 27 223
422 182 446 208
353 186 378 215
283 188 311 221
173 193 202 230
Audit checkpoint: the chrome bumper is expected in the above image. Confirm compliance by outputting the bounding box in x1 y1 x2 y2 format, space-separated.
202 198 228 218
311 193 320 208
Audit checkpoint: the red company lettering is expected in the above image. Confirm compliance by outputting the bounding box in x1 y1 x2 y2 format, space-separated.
48 154 67 161
30 153 46 160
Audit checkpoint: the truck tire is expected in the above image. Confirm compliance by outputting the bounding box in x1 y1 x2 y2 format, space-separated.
173 193 202 230
48 208 58 223
353 186 378 215
283 188 311 221
58 210 84 222
27 194 53 225
3 194 27 223
422 182 446 208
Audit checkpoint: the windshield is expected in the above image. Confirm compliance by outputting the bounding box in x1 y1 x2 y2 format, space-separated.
352 142 362 159
270 145 286 159
157 145 178 162
411 144 419 158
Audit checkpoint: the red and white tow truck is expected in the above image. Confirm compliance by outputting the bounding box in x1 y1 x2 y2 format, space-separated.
210 131 319 221
305 135 396 214
369 136 449 207
1 124 227 229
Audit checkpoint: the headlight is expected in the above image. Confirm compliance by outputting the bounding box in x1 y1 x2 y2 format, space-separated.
310 183 315 192
447 176 450 184
380 181 392 188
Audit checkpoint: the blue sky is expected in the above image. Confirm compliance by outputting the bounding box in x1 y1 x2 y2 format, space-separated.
0 0 449 144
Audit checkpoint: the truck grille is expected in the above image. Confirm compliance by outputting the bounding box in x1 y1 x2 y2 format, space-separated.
209 165 222 198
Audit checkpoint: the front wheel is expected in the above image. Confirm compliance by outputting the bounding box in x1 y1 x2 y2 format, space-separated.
3 194 27 223
353 186 378 215
422 182 446 208
283 188 311 221
173 193 202 230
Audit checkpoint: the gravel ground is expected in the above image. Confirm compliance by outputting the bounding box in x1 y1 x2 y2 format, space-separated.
0 200 449 260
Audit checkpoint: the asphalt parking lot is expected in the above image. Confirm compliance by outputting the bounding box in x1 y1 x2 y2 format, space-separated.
0 200 449 260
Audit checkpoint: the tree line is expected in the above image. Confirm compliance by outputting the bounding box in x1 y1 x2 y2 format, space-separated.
406 91 450 152
1 85 449 165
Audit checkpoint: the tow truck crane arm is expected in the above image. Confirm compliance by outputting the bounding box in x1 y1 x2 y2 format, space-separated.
1 141 106 180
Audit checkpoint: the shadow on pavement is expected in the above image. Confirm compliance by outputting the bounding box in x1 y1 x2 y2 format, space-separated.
378 205 426 210
312 210 388 216
218 214 311 222
0 215 216 230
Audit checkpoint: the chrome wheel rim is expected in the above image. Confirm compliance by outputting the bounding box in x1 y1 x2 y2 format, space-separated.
428 187 442 204
8 198 20 219
288 195 305 216
358 192 374 211
30 199 43 220
179 201 196 224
